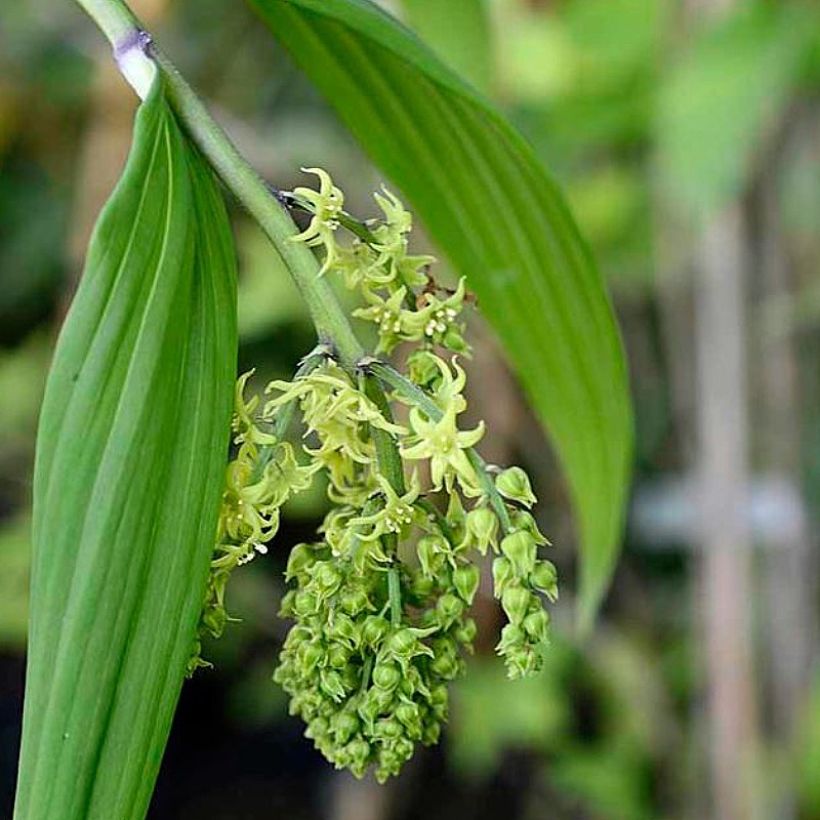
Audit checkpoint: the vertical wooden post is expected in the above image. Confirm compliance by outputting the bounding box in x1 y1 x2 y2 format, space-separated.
693 205 759 820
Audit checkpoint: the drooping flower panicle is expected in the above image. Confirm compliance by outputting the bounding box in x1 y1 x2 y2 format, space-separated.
192 170 557 779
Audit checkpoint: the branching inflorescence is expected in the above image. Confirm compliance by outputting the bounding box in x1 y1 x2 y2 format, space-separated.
191 169 558 782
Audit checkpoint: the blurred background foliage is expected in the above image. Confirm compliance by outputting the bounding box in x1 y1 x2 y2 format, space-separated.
1 0 819 818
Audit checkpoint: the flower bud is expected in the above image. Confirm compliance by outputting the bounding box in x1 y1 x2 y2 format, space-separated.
340 586 371 615
372 685 395 712
442 326 468 353
431 652 459 679
416 534 445 577
294 590 319 617
202 605 227 637
395 701 421 731
361 615 390 648
385 627 418 658
347 737 371 770
501 586 532 625
298 641 324 674
492 556 515 595
509 509 549 545
286 543 319 580
375 717 403 740
327 642 351 669
495 466 536 508
407 350 442 389
331 711 360 745
500 531 537 577
506 646 541 679
466 507 498 554
529 560 558 600
453 564 481 605
422 721 441 745
278 590 296 617
455 617 477 646
372 661 402 691
320 669 346 701
305 716 329 740
496 623 524 653
436 592 465 627
523 608 550 643
313 562 343 597
410 572 435 600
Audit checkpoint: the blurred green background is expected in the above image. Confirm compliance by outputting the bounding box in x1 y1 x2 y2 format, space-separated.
1 0 820 818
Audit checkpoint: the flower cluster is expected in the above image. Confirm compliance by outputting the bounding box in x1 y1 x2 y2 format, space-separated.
192 171 558 779
290 168 468 355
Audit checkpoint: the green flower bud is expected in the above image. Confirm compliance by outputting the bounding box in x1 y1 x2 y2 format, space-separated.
372 685 395 711
202 605 227 637
331 711 360 745
492 556 515 595
320 669 346 701
395 701 421 732
407 349 442 389
429 684 448 719
436 592 465 627
372 661 402 691
501 586 532 625
455 617 477 646
496 622 524 653
340 586 372 615
510 509 549 546
347 737 371 772
298 641 324 674
305 716 329 740
495 466 536 508
466 507 498 554
417 534 445 577
294 590 319 617
385 627 418 658
430 652 459 679
278 590 296 617
453 564 480 605
312 562 343 597
500 531 537 577
505 646 541 679
529 560 558 600
431 635 458 659
422 721 441 745
361 615 390 648
375 717 403 740
523 608 550 643
286 543 319 580
341 664 360 691
442 326 468 353
327 643 351 669
326 613 358 647
410 572 435 600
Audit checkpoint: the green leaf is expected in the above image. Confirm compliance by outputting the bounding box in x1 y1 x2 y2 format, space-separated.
399 0 493 95
15 79 237 820
249 0 633 625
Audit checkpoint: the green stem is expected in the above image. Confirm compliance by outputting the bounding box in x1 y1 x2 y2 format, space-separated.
367 360 513 533
387 566 402 627
74 0 364 368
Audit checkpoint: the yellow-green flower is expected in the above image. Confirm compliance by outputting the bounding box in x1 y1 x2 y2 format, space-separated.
401 404 484 496
290 167 345 274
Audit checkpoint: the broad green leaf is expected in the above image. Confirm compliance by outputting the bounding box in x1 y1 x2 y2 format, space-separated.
657 1 814 216
15 79 237 820
250 0 632 624
399 0 493 95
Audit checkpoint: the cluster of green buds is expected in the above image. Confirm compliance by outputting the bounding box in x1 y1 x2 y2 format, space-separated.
191 170 558 779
